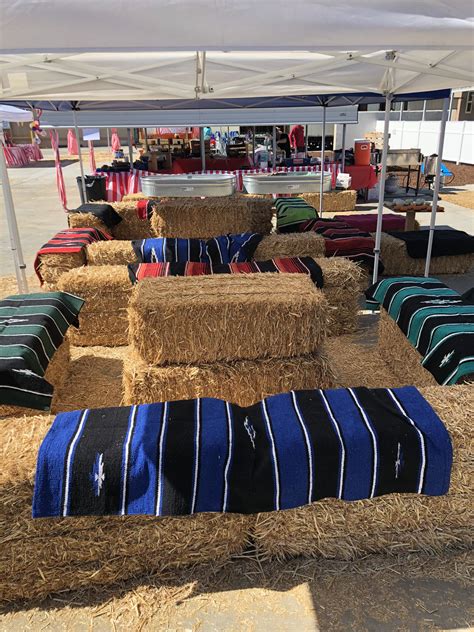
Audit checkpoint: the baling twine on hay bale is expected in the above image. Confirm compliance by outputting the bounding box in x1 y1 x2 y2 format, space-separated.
128 274 329 366
377 309 439 387
123 351 335 408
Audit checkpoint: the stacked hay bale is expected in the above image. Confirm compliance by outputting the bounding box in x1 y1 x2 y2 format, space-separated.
57 266 132 346
68 201 154 239
318 258 364 334
124 274 335 407
0 413 253 604
35 251 86 288
253 385 473 560
378 233 474 275
150 195 273 238
301 190 357 212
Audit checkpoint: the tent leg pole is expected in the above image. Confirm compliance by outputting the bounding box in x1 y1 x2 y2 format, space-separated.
73 111 87 203
319 105 326 216
252 126 256 167
424 97 449 277
0 130 28 293
127 128 134 164
304 124 308 156
372 94 393 285
341 123 346 171
272 126 277 171
106 127 110 151
200 127 206 172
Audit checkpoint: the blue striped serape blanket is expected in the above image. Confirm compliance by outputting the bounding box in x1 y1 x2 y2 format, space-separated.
366 276 474 385
33 386 452 518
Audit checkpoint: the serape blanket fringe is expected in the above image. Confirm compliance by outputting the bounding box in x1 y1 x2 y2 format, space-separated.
366 276 474 385
33 386 452 518
128 257 324 288
0 292 84 410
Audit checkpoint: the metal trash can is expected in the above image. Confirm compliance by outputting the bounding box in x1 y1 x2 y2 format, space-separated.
76 175 107 204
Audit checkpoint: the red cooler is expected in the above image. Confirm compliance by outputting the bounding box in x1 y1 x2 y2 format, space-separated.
354 140 371 166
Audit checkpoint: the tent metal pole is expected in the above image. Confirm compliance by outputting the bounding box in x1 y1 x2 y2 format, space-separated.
424 97 450 277
372 94 393 285
106 127 110 151
127 128 134 164
144 127 149 151
73 110 87 203
252 126 256 166
272 126 277 171
200 127 206 171
0 129 28 293
341 123 347 171
304 124 308 156
319 105 326 216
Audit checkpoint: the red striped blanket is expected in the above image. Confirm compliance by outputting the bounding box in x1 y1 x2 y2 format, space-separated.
128 257 324 288
34 228 113 283
136 199 156 220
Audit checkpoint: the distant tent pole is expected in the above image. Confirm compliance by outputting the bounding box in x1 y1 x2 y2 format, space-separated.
0 129 28 293
144 127 149 151
127 128 134 164
272 126 277 171
304 124 308 156
341 123 347 171
72 110 87 203
424 96 450 277
372 94 393 284
106 127 110 151
252 126 256 166
200 127 206 171
319 104 326 216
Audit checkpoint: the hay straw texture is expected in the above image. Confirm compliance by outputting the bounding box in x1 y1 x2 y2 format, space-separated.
0 338 70 418
129 274 329 366
318 258 363 335
123 351 335 408
379 233 474 275
122 193 159 202
67 212 109 233
86 239 138 266
57 266 132 346
110 201 153 240
0 416 253 605
254 232 326 260
253 384 473 561
377 309 438 387
36 253 85 286
150 196 272 238
301 190 357 212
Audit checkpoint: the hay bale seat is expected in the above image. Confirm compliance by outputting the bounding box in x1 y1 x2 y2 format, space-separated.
57 266 132 347
379 233 474 275
253 232 326 260
67 211 109 233
68 202 153 240
36 252 85 287
253 384 473 561
0 338 70 418
129 275 329 366
123 351 335 408
150 195 273 238
318 258 363 335
0 414 253 605
377 308 441 387
87 240 138 266
301 190 357 213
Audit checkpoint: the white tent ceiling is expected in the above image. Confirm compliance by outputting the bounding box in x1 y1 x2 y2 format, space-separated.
0 1 473 103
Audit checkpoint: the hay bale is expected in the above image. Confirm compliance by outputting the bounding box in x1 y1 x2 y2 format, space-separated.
379 233 474 275
68 212 109 233
254 232 325 260
86 240 138 266
318 258 363 335
377 309 438 387
36 253 85 286
123 351 335 408
57 266 132 346
129 274 329 366
0 414 253 604
150 196 272 238
0 338 70 418
110 201 153 240
253 384 473 561
122 193 159 202
301 190 357 212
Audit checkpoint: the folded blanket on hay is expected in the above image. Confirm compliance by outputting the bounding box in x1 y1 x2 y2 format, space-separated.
0 292 84 410
70 204 122 229
128 257 324 289
366 276 474 385
275 198 319 232
337 213 406 233
33 386 452 518
34 228 113 283
388 229 474 259
132 233 263 265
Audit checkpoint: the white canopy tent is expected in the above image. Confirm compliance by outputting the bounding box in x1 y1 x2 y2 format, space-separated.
0 0 473 288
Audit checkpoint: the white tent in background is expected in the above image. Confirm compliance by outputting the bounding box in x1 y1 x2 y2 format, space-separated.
0 104 31 292
0 0 473 288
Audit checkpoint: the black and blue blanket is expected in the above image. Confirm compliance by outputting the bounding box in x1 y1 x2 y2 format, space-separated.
132 233 263 265
33 386 452 518
366 276 474 385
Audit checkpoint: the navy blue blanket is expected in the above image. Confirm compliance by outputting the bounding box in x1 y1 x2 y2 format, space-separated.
33 386 452 518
